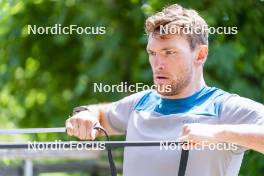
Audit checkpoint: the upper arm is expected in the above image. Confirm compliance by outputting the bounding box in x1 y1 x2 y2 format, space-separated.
220 94 264 125
105 90 152 133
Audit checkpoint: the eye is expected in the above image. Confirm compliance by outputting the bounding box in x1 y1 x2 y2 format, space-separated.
148 51 156 56
165 50 176 55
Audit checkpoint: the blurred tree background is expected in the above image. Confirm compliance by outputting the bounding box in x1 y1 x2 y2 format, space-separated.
0 0 263 175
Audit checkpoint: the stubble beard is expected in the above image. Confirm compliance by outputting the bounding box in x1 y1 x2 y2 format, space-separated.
155 67 193 97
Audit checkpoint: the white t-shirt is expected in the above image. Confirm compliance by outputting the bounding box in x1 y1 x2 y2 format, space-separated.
106 86 264 176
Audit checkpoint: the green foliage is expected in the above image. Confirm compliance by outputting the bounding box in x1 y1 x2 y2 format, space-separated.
0 0 263 175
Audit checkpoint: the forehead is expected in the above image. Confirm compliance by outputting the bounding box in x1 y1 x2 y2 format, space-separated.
147 34 190 51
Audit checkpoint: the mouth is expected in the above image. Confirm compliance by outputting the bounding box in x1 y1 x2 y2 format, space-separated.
154 75 170 85
155 75 169 80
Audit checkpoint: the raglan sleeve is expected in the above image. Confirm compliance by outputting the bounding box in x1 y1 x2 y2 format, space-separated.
219 94 264 125
105 90 150 133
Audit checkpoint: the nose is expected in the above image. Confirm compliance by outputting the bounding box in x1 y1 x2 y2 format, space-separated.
153 56 166 70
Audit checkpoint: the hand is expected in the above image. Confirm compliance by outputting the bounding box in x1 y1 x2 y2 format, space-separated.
178 123 224 144
65 111 100 140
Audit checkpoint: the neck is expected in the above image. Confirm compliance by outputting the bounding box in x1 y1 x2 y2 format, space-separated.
161 75 206 99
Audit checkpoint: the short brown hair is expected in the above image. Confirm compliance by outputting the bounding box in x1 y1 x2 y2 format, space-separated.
145 4 208 50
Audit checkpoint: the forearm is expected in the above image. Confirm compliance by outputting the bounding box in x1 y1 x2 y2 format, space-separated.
77 103 121 136
217 124 264 154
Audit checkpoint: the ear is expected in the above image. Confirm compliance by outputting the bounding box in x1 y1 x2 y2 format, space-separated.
195 45 208 65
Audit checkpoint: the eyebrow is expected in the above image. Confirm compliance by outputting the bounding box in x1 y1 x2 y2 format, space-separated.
161 47 176 51
146 47 177 52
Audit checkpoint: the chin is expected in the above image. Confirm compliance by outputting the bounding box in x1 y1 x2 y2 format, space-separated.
154 83 173 94
156 90 177 97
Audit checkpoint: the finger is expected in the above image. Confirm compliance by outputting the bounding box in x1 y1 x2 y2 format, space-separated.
178 135 189 142
91 129 98 140
182 124 190 135
65 119 74 136
79 120 87 140
85 121 95 140
72 118 79 137
86 121 93 140
178 135 189 150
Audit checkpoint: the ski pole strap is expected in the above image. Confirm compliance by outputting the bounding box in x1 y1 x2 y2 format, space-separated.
178 149 189 176
94 124 117 176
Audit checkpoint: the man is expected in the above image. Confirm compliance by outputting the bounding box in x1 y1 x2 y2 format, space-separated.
65 4 264 176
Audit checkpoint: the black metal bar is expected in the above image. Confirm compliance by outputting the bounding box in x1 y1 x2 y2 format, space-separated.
0 126 189 176
0 141 186 149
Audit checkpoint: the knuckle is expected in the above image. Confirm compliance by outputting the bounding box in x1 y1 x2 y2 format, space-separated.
76 118 83 124
184 124 189 128
83 119 91 124
84 120 92 128
182 125 188 130
70 118 76 124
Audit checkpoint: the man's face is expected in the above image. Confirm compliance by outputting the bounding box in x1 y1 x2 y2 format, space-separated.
147 34 197 96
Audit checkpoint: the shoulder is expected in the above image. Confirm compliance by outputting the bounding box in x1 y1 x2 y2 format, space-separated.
221 93 264 115
111 89 155 109
219 90 264 124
